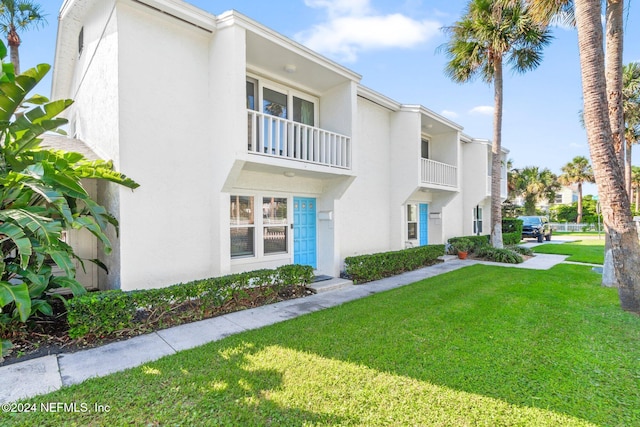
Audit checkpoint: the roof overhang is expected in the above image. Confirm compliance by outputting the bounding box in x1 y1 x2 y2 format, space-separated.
402 104 463 136
219 10 361 94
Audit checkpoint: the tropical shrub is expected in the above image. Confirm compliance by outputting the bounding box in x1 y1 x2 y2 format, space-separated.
0 41 138 356
66 264 314 339
344 245 444 284
475 246 524 264
509 245 533 256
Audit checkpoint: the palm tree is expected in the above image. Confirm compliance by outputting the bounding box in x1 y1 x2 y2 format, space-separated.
513 166 559 215
441 0 552 248
574 0 640 312
558 156 594 223
623 62 640 196
0 0 46 74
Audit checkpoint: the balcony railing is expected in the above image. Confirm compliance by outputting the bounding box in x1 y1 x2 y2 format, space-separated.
421 158 457 188
247 110 351 169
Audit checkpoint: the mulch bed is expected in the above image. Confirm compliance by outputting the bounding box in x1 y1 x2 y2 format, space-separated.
1 285 314 367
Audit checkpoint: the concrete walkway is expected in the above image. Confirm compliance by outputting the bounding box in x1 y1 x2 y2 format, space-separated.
1 251 576 404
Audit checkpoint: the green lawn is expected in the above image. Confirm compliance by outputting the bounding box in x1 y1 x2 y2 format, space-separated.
533 239 605 264
3 264 639 426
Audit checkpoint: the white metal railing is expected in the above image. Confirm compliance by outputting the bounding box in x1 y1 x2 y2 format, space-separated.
247 110 351 169
421 158 457 188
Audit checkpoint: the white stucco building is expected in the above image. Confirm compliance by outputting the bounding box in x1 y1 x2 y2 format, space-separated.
52 0 508 291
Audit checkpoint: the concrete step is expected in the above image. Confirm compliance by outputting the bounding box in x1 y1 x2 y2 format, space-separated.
439 254 458 262
309 277 354 293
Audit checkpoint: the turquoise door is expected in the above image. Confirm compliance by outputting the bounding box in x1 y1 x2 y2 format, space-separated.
294 197 317 268
419 203 428 246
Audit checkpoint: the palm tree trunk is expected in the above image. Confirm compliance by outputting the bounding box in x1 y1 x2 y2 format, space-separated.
625 139 633 198
603 0 625 288
7 26 20 75
605 0 625 170
577 182 583 223
491 54 504 249
575 0 640 313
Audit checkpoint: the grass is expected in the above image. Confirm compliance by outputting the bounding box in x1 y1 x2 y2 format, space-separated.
532 239 605 264
3 264 640 426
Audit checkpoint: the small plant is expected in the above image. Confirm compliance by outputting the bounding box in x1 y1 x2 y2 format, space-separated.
450 238 474 254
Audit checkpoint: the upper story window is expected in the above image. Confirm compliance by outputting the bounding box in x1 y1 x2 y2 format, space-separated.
246 75 318 126
421 138 430 159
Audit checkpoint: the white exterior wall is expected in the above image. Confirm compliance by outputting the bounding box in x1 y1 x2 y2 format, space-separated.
54 2 511 291
115 2 215 290
337 97 394 262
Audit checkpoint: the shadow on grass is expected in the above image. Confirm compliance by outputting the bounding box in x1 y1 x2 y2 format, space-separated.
262 264 639 426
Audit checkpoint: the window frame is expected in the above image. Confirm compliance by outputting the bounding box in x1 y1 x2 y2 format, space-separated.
407 204 418 241
246 73 319 125
230 193 293 262
473 206 483 235
230 195 256 259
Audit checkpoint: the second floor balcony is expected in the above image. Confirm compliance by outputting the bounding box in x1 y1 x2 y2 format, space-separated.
421 158 457 188
247 110 352 170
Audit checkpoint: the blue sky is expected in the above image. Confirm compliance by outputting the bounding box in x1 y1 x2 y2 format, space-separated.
18 1 640 195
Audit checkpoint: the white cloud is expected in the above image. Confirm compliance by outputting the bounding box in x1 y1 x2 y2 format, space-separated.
469 105 494 115
304 0 371 17
296 0 440 62
441 110 459 119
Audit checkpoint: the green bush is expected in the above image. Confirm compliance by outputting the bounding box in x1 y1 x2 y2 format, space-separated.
344 245 444 284
502 218 523 245
447 235 490 254
66 264 314 339
475 246 524 264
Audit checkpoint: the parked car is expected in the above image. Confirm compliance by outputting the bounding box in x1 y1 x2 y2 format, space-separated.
518 216 552 243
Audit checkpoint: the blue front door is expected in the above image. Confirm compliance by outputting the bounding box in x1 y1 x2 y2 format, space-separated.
419 203 428 246
294 197 317 268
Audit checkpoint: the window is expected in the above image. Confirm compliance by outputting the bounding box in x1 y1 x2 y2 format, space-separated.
293 96 314 126
230 196 254 258
78 27 84 56
263 197 288 254
473 206 483 235
246 79 257 110
421 139 429 159
407 204 418 240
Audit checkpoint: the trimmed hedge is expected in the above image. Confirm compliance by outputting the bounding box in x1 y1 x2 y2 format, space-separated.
344 245 445 284
503 218 523 245
67 264 314 339
448 235 490 252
